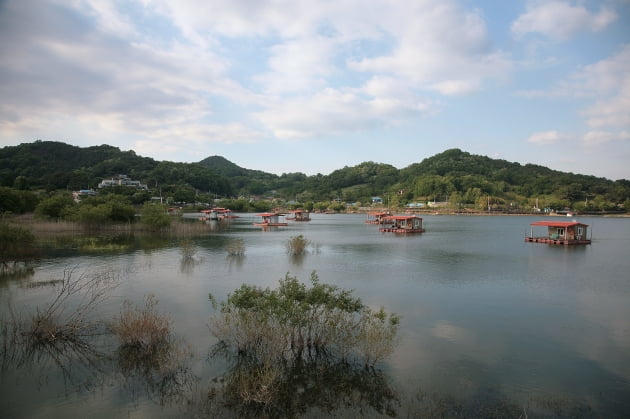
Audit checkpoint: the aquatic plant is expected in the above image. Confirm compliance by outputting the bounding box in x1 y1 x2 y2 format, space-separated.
226 238 245 256
286 234 310 255
25 267 119 345
209 271 400 367
110 294 172 349
206 273 401 418
179 239 197 260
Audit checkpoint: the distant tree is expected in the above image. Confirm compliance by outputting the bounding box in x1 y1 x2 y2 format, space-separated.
35 194 75 220
141 203 171 230
172 187 196 204
13 176 29 190
0 222 36 264
0 187 38 214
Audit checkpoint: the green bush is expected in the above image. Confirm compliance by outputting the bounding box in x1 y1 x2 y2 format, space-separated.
209 272 400 367
34 194 75 220
286 235 310 255
0 222 36 264
141 202 171 230
0 187 39 214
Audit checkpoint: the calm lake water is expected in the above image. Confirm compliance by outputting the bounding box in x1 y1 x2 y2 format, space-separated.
1 214 629 418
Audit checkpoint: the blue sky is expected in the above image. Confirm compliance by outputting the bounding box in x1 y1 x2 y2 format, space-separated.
1 0 629 180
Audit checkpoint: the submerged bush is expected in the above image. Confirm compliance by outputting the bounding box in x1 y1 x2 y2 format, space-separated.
286 235 310 255
179 239 197 260
227 238 245 256
209 271 400 367
110 294 172 349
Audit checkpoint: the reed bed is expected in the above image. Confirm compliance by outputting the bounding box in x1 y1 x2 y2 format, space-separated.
12 215 211 238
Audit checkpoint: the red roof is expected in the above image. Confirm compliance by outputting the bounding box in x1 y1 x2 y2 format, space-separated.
530 221 588 227
384 215 422 220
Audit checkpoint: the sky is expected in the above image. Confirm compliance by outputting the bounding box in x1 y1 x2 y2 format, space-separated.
1 0 629 180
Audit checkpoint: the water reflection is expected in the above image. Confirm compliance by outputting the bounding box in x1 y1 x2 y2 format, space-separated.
226 254 245 270
203 344 399 418
1 311 109 392
116 338 196 407
0 262 35 286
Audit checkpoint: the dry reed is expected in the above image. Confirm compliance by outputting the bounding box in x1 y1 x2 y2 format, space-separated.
110 294 172 349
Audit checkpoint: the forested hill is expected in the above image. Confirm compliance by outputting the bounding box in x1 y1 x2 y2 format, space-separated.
1 141 628 211
0 140 233 196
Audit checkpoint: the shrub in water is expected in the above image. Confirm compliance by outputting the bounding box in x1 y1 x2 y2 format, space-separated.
286 235 310 255
209 271 400 367
111 294 172 349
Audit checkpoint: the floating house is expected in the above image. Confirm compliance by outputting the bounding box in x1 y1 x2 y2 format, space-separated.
253 212 288 227
525 221 591 245
200 207 237 221
286 209 311 221
379 215 425 233
365 211 391 224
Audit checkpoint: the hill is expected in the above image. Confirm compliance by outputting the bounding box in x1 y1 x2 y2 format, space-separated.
0 141 628 212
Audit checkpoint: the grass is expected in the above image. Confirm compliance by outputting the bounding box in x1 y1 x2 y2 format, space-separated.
110 294 172 349
227 239 245 256
286 235 310 255
12 214 212 237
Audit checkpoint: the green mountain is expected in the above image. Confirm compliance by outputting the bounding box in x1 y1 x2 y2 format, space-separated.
0 141 628 211
0 140 233 196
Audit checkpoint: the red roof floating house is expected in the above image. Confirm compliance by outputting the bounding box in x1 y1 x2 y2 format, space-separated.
253 212 288 228
365 211 391 224
286 209 311 221
379 215 425 233
525 221 591 245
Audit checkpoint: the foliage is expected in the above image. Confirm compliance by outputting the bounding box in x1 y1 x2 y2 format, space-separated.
0 187 38 214
2 142 629 212
209 272 400 367
20 266 118 347
141 202 172 230
286 235 310 256
35 193 75 220
0 222 37 265
179 239 197 260
110 294 172 349
227 239 245 256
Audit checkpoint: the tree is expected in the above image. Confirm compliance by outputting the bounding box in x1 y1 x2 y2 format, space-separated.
0 187 38 214
35 194 75 220
141 203 171 230
0 222 36 265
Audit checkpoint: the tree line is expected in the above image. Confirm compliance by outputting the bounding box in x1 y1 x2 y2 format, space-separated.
1 141 629 213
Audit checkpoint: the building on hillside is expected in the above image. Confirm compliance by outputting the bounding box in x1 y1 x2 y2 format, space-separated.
98 174 148 190
72 189 97 202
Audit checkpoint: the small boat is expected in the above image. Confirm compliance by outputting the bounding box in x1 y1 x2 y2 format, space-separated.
379 215 425 233
525 221 591 245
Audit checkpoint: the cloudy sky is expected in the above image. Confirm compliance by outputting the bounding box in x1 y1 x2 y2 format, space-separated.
1 0 629 180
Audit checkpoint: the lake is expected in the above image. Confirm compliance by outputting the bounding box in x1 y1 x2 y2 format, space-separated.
1 213 629 418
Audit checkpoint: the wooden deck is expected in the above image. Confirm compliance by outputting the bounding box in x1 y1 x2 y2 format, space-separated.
379 227 425 234
524 237 591 245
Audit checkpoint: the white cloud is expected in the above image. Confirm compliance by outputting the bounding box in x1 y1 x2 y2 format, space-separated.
347 0 511 95
583 130 630 146
254 36 338 94
511 1 617 40
526 130 565 145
